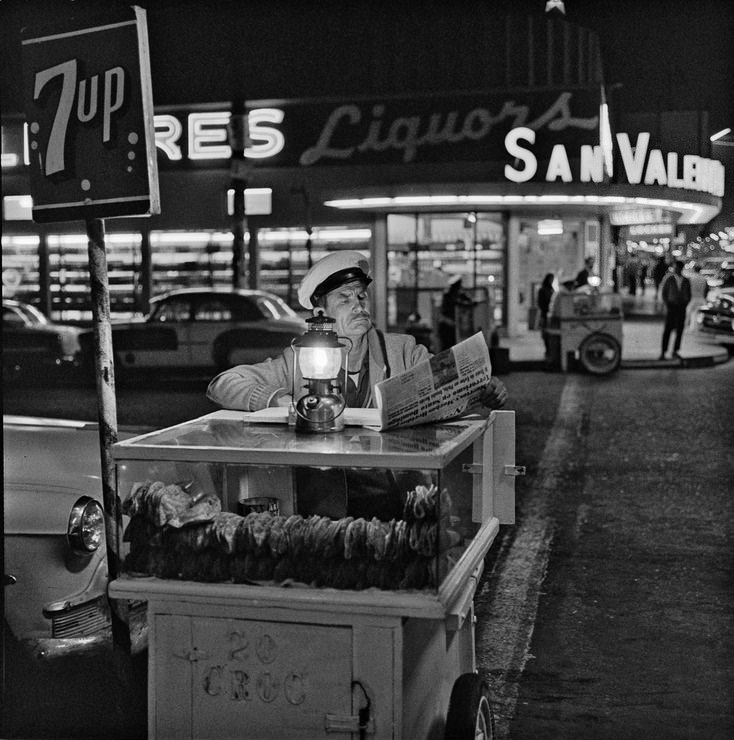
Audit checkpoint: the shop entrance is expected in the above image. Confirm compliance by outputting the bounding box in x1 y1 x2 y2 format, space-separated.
385 212 506 351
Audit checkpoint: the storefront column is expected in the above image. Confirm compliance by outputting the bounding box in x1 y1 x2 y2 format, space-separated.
138 229 153 313
506 214 522 337
599 214 613 289
247 227 259 290
372 214 388 332
37 228 51 317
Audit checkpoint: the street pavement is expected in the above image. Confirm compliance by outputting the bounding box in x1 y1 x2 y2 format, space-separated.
475 364 734 740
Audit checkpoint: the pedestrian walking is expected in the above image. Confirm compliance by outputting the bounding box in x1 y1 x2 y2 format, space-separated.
536 273 555 360
624 256 640 296
639 260 648 295
659 260 692 359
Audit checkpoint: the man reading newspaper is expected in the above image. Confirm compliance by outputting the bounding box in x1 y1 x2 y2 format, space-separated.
207 251 507 518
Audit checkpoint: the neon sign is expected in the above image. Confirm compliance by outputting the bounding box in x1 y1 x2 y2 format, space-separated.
504 127 725 197
3 108 287 167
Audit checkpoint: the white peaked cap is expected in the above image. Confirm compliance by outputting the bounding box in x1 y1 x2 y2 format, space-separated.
297 250 372 309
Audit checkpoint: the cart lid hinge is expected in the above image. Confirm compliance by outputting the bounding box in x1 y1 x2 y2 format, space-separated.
462 463 482 474
324 713 375 734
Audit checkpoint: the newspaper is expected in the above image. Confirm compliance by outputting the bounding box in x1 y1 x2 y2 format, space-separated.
372 331 492 431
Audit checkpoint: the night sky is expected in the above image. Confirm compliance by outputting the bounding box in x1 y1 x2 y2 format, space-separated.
2 0 732 224
2 0 731 123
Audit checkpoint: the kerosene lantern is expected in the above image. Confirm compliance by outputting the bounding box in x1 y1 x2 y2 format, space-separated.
291 312 351 433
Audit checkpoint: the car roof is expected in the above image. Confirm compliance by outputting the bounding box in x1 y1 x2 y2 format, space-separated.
151 287 279 303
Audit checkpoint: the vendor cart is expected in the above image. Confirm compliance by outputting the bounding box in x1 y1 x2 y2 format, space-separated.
545 291 623 375
109 409 519 740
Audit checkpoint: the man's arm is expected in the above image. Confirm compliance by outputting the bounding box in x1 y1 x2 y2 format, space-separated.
206 352 293 411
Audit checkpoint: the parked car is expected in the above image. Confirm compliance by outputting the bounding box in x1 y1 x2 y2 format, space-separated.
698 256 728 280
705 263 734 297
79 288 307 376
695 287 734 348
2 298 82 383
3 415 150 659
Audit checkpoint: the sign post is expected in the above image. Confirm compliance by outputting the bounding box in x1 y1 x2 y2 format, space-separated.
21 5 160 649
228 98 251 289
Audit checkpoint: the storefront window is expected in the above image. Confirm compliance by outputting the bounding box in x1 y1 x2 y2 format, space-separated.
519 218 587 320
150 231 234 296
386 212 506 348
2 234 39 305
255 227 371 309
2 232 142 322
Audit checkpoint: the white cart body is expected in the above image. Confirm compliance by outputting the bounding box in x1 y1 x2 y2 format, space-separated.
109 410 517 740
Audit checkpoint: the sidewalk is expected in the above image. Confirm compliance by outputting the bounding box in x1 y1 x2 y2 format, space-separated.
501 292 731 371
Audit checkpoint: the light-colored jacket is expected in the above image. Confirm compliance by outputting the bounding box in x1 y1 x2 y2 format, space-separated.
206 327 429 411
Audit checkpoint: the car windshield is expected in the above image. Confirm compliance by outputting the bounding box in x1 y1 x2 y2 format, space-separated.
3 302 49 326
701 258 726 271
256 295 299 320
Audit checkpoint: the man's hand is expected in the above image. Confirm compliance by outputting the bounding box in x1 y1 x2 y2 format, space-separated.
480 377 508 410
270 391 294 408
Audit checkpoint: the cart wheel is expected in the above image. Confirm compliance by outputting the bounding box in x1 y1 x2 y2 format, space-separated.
578 332 621 375
444 673 495 740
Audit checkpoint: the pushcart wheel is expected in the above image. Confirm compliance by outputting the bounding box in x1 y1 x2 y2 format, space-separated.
444 673 495 740
578 332 621 375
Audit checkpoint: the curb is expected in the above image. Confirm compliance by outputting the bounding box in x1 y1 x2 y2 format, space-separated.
503 350 729 374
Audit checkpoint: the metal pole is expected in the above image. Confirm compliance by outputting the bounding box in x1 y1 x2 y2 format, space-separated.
85 217 129 651
229 98 249 289
472 213 479 290
413 213 420 315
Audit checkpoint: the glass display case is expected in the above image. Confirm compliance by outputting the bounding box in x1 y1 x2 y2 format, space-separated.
111 410 515 604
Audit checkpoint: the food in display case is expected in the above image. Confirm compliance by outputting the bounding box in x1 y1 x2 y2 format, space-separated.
121 478 466 591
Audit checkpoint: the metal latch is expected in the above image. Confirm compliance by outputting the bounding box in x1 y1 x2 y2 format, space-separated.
324 714 375 734
326 680 374 736
462 464 526 476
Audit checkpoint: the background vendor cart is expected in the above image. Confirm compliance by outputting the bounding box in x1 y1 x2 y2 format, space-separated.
109 409 519 740
545 291 623 375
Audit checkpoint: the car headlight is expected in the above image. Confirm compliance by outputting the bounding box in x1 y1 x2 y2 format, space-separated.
67 496 105 554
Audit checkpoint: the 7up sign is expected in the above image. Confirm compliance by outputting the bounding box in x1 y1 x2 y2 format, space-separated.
21 5 159 222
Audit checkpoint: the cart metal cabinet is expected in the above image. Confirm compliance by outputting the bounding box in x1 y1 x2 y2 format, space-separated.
109 409 517 739
546 291 623 374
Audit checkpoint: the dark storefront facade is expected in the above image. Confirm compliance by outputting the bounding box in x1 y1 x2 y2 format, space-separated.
1 11 723 340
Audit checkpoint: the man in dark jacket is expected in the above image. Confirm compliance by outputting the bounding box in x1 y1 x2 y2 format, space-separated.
659 260 692 360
